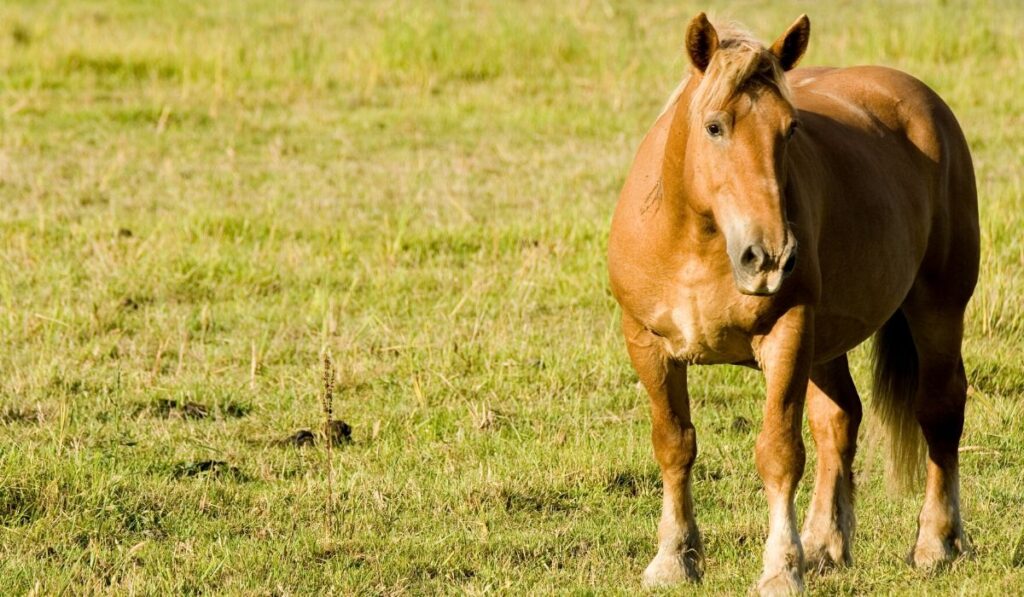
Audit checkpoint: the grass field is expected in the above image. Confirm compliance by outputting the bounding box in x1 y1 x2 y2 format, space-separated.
1 0 1022 594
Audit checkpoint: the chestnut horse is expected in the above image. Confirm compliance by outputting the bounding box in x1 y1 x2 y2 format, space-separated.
608 13 978 595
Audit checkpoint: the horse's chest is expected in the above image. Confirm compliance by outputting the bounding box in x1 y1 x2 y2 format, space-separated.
646 286 753 365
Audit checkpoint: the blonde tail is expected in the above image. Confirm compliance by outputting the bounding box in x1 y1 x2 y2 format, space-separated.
871 309 926 492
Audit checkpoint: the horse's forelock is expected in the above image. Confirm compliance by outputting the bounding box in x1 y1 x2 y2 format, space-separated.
659 21 792 123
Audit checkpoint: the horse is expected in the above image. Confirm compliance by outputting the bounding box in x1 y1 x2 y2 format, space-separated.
607 13 978 595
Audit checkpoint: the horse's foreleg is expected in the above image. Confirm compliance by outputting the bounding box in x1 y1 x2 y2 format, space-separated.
753 306 812 596
622 314 703 587
802 355 862 573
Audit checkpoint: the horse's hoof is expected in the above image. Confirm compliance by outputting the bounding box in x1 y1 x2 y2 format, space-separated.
754 567 804 596
642 551 701 588
908 534 965 571
800 532 850 576
802 547 838 576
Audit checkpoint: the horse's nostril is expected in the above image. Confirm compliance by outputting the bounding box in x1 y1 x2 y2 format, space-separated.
782 251 797 274
740 245 764 270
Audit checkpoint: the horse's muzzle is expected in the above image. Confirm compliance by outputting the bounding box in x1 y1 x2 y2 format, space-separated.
730 239 798 296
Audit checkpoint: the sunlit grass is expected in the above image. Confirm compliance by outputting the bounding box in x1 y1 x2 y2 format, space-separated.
1 0 1021 593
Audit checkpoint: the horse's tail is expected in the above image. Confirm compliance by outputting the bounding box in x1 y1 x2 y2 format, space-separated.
871 309 925 492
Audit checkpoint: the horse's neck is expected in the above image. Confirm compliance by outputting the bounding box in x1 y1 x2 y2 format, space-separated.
648 182 709 256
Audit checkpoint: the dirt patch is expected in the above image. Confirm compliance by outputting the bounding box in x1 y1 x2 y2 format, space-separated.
283 429 318 447
173 460 247 481
730 416 753 434
495 487 578 514
326 420 352 444
155 399 209 419
0 406 44 425
143 398 251 420
277 421 352 448
604 469 660 496
222 402 251 418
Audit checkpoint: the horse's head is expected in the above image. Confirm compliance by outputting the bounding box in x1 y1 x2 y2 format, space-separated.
666 14 810 296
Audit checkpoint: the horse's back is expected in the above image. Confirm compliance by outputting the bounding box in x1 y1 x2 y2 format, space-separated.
790 65 968 160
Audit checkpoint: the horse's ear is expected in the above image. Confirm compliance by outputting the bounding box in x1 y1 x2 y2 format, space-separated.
770 14 811 71
685 13 719 73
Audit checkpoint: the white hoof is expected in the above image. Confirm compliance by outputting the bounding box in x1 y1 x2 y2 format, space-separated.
642 546 702 588
909 533 964 571
755 566 803 596
800 529 850 575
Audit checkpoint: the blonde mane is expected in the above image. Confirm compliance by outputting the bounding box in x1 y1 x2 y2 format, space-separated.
659 21 793 121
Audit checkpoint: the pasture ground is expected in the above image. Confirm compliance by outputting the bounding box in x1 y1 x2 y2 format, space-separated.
1 1 1022 594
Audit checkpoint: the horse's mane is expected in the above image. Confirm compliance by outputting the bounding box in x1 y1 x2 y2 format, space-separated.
659 21 792 121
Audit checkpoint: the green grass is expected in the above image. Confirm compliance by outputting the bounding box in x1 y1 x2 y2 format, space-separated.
1 0 1022 593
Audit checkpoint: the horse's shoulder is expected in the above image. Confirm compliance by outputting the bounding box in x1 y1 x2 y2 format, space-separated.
608 106 679 301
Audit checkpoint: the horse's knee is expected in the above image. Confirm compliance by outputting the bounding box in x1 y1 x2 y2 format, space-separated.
653 423 697 474
808 396 861 448
807 359 862 458
755 430 806 485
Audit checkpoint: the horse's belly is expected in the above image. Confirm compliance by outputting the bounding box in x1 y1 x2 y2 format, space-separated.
812 248 921 362
812 310 887 363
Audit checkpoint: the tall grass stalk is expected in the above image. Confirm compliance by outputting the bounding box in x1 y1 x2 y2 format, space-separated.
321 351 336 540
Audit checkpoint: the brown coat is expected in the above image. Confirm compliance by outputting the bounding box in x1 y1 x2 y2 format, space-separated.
607 13 978 595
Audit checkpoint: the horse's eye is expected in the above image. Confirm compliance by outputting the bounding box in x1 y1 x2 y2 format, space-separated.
705 122 722 137
786 121 799 140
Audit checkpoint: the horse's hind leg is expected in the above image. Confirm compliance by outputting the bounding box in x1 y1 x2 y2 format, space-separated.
802 355 862 573
902 302 969 569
